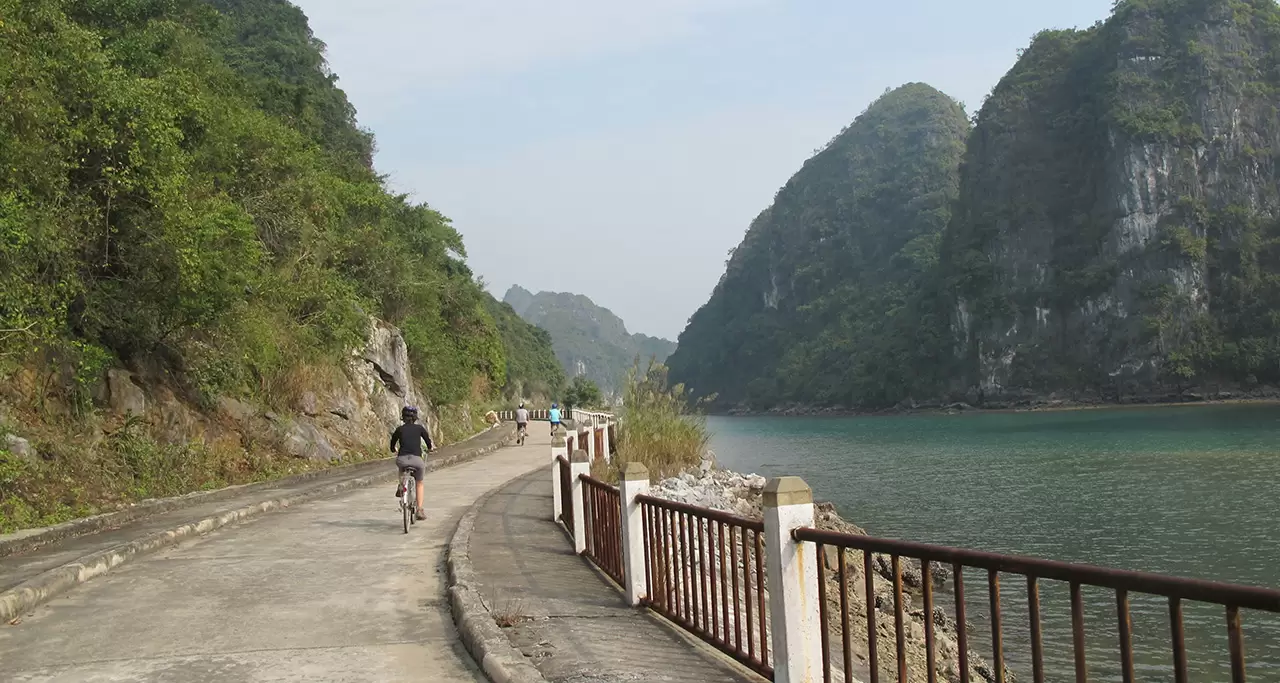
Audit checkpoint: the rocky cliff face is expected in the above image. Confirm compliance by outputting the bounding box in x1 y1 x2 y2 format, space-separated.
502 286 675 396
946 0 1280 401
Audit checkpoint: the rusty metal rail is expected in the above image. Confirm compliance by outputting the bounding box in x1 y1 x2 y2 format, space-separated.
556 455 574 535
638 494 773 679
581 475 625 585
792 527 1280 683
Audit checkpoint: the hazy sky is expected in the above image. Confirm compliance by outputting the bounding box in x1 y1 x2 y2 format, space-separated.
292 0 1114 340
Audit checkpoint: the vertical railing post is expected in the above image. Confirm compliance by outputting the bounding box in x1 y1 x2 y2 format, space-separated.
619 462 650 606
550 425 568 522
601 418 612 462
764 476 822 683
570 449 590 555
585 416 597 460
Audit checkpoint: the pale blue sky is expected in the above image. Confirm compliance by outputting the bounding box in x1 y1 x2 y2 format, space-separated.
293 0 1114 340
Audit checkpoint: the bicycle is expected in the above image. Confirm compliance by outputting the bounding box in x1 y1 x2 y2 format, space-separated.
397 467 418 534
516 423 528 446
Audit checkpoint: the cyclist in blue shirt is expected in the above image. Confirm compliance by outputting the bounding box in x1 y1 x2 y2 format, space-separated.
549 403 561 436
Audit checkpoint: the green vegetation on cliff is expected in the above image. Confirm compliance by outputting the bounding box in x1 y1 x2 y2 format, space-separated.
667 84 970 409
0 0 559 410
503 286 675 396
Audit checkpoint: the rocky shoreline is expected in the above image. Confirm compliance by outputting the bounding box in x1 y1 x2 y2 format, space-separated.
652 455 1003 683
721 386 1280 418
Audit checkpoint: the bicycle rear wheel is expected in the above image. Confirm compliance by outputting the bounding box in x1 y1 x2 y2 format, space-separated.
401 481 410 534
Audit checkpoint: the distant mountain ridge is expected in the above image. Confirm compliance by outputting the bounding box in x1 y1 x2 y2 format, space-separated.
502 286 676 396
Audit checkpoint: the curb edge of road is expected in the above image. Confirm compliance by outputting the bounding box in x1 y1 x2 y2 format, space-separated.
447 472 550 683
0 425 516 624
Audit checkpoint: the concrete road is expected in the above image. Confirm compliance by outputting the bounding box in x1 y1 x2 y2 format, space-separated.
0 430 551 682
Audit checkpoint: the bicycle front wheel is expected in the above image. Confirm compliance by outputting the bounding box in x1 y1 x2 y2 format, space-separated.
402 498 410 534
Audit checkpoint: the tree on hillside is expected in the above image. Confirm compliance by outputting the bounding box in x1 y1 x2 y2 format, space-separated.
563 376 603 412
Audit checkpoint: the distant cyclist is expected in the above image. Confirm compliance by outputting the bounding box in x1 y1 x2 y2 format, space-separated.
549 402 562 436
391 405 433 520
515 402 529 443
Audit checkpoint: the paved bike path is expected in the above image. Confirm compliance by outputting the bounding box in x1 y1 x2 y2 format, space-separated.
468 469 762 682
0 433 552 682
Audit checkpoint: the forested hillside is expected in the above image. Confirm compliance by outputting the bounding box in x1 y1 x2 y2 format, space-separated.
0 0 559 408
504 286 676 396
0 0 559 529
667 84 970 409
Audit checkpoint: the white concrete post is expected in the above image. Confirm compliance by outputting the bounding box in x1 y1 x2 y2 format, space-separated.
764 476 822 683
550 425 568 522
618 462 650 606
601 419 612 462
569 450 590 554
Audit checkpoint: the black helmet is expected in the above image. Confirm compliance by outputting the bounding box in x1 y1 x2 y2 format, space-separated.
401 405 419 420
519 402 525 409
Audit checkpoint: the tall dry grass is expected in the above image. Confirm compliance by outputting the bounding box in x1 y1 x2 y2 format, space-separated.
609 360 709 483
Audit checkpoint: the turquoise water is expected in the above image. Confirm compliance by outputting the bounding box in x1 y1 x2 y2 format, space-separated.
706 405 1280 682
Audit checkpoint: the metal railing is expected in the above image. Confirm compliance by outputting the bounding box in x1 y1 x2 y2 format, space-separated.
556 455 574 535
581 475 625 585
638 494 773 679
792 527 1280 683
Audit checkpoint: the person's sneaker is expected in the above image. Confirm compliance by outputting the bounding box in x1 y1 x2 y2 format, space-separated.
415 508 427 521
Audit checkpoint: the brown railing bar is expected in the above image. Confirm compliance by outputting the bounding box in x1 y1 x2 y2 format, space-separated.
1170 597 1189 683
743 525 756 662
1028 576 1045 683
989 570 1004 683
681 512 691 626
719 521 730 642
755 530 768 669
1116 589 1135 683
637 494 765 530
668 509 679 616
865 551 879 683
731 520 742 653
817 542 831 683
791 528 1280 611
1071 582 1087 683
839 550 854 683
954 563 970 683
922 559 937 683
643 503 653 606
893 555 907 683
1227 605 1246 683
700 518 710 635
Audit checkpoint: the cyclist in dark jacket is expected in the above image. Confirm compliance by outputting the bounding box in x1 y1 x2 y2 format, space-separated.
391 405 433 520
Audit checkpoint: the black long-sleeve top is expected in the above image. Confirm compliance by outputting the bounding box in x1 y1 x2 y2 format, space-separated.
390 423 433 456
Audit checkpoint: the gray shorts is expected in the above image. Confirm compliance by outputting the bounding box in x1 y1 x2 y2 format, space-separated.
396 454 425 482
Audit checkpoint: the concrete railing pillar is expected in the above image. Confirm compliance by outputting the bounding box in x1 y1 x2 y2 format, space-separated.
618 462 650 606
764 476 822 683
550 425 568 522
601 419 612 460
569 450 590 555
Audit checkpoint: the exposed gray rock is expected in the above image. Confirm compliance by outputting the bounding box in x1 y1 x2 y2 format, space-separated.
106 369 147 416
297 391 319 417
3 434 34 460
280 420 339 461
218 397 257 423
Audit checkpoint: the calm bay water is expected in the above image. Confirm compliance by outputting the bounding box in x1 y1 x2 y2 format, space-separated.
706 405 1280 682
